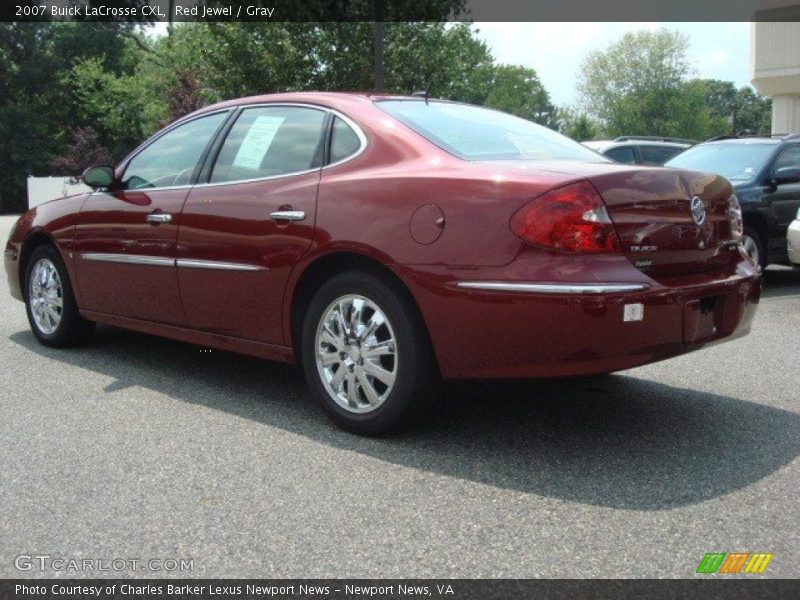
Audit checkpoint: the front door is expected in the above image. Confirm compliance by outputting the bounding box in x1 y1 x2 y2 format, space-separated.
177 105 327 345
74 111 230 324
764 144 800 259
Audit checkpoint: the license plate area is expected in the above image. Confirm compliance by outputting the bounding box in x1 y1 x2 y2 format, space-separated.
683 293 740 345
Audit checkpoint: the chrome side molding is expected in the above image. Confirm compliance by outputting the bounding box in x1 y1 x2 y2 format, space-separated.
176 259 265 272
80 253 265 272
456 281 649 294
80 253 175 267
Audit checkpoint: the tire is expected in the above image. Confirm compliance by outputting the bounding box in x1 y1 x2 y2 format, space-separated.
742 226 766 269
24 244 94 347
301 270 437 435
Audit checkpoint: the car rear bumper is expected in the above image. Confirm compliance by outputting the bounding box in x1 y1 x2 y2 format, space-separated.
394 250 761 379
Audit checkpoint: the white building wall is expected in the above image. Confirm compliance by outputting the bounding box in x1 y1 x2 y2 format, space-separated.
751 21 800 133
27 176 91 209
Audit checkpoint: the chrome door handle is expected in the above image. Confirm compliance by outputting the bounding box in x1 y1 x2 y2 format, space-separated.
146 213 172 224
270 210 306 222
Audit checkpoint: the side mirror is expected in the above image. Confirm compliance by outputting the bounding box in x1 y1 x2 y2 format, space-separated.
773 166 800 186
82 165 116 189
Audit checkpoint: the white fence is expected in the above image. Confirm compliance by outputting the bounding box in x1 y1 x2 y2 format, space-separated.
27 176 91 209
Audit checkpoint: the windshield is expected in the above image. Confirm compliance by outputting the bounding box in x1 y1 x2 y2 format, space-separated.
665 143 776 182
376 100 608 163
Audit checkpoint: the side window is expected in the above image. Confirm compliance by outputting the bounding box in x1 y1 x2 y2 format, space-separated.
773 146 800 172
604 146 637 164
123 112 228 190
329 116 362 164
211 106 326 184
640 145 683 166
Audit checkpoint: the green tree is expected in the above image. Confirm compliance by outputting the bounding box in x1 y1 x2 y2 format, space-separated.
686 79 737 122
0 22 139 213
686 79 773 136
485 65 556 127
733 87 772 135
558 108 599 141
578 29 720 140
66 57 165 160
160 22 497 104
383 23 494 103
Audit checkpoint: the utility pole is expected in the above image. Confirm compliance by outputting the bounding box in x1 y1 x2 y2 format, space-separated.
168 0 175 36
373 0 385 93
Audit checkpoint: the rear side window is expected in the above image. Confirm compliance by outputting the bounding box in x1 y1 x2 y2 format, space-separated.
211 106 326 183
605 146 637 164
329 117 362 164
774 145 800 171
639 145 684 166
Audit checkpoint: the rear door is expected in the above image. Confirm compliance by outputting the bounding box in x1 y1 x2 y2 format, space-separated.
604 145 638 165
176 104 328 345
74 111 230 324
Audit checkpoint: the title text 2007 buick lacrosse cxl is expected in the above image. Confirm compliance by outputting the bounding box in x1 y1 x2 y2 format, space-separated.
4 93 761 433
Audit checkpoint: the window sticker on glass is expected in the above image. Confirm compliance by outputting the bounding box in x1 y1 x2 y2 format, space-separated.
232 116 285 170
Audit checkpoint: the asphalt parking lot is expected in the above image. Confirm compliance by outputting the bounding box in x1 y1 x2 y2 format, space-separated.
0 213 798 579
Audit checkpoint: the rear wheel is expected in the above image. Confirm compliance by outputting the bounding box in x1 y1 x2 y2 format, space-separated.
301 271 437 435
24 245 94 347
742 226 766 269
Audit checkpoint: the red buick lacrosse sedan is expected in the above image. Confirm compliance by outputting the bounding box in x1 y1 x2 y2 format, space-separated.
4 92 761 433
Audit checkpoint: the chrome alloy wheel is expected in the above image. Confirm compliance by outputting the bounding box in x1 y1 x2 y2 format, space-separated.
315 294 398 414
742 235 760 267
29 258 63 335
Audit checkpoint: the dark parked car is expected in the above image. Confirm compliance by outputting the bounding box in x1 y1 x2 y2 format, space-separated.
666 133 800 268
5 93 761 434
583 137 693 165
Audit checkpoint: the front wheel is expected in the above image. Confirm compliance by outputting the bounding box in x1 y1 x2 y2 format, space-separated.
301 271 437 435
24 245 94 347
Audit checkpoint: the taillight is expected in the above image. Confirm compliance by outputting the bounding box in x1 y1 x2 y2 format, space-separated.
728 194 743 240
510 181 622 253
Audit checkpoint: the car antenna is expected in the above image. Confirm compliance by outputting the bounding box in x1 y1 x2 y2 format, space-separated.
412 90 429 104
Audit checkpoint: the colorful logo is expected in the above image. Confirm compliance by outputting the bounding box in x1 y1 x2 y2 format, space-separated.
696 552 773 574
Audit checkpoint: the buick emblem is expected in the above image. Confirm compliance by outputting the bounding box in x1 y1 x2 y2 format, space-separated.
690 196 706 226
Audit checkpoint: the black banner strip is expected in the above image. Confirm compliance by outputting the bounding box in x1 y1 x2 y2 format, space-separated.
3 0 800 23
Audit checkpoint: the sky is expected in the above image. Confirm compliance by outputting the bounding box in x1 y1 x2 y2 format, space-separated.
474 22 753 107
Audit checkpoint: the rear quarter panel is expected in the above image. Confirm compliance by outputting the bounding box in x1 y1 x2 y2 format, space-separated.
313 108 575 268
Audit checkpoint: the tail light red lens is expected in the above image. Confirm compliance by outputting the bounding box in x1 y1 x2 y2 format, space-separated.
510 181 622 253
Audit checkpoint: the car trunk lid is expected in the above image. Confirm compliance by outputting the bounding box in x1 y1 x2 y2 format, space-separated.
586 166 737 276
483 161 738 277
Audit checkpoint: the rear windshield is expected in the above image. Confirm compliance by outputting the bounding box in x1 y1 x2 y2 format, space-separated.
376 100 608 163
665 142 776 182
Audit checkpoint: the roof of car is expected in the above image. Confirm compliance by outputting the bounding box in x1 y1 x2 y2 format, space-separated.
196 91 436 112
582 139 691 152
701 137 784 146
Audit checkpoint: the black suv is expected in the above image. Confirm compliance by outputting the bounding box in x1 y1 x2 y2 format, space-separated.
665 133 800 268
